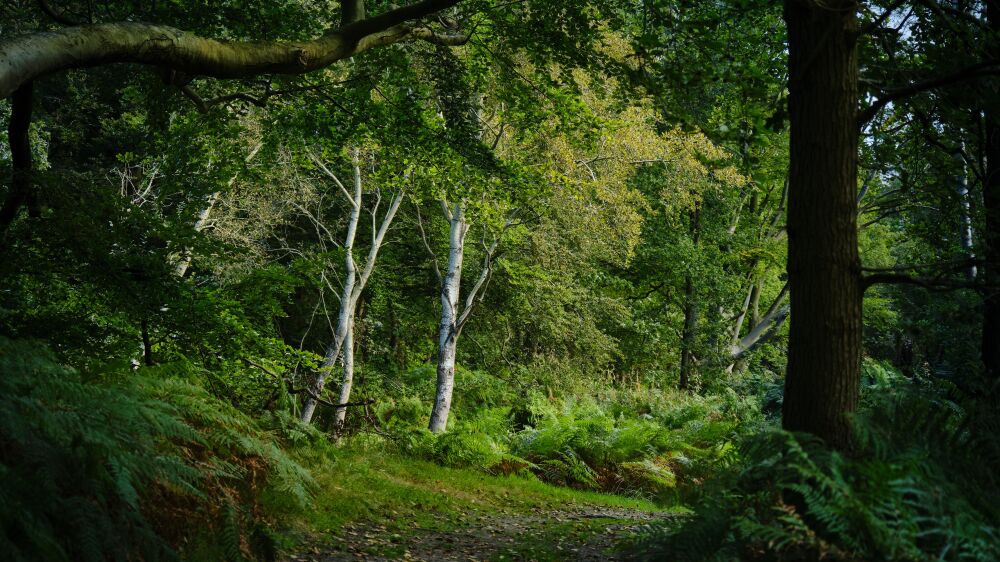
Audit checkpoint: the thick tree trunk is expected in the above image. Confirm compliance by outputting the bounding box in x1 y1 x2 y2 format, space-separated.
342 0 367 25
981 0 1000 385
0 82 34 241
430 331 459 433
429 203 467 433
781 0 862 451
0 0 463 99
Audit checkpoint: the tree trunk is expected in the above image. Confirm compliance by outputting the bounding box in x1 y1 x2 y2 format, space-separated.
679 206 701 390
954 146 976 280
429 203 467 433
781 0 862 451
0 82 34 241
301 159 363 424
141 317 154 366
981 0 1000 385
333 320 355 434
679 274 698 390
299 153 402 425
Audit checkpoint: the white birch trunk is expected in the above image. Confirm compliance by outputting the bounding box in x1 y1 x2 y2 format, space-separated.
428 202 467 433
332 192 402 430
300 150 403 425
955 147 977 280
727 283 790 364
301 156 362 424
333 319 355 432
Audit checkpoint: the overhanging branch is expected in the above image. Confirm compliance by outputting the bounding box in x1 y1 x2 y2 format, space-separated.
0 0 465 99
858 59 1000 126
862 273 982 291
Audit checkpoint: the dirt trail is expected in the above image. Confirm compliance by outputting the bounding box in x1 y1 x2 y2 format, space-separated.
288 506 665 561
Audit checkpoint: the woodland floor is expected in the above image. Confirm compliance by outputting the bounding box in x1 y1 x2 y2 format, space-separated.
292 506 662 561
282 448 679 561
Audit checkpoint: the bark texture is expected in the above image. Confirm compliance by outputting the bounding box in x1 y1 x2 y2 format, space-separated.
429 203 468 433
301 158 362 424
955 148 977 281
781 0 862 451
300 154 402 425
333 320 356 433
981 0 1000 385
0 0 462 99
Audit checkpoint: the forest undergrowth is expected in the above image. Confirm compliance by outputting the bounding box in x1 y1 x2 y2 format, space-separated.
6 333 998 561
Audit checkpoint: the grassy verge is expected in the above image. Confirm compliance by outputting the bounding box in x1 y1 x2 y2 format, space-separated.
275 442 676 558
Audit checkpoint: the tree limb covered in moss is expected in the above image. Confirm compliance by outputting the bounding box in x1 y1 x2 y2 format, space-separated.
0 0 464 99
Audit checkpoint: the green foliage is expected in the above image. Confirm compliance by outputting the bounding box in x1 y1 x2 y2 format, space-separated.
632 384 1000 561
510 392 746 500
0 338 313 562
4 3 997 561
363 383 754 502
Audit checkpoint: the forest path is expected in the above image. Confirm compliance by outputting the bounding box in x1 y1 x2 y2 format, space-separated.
281 449 676 562
290 505 662 561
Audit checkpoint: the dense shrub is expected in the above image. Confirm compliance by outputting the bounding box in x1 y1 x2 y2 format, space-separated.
362 382 757 500
510 393 745 499
0 338 313 562
631 383 1000 561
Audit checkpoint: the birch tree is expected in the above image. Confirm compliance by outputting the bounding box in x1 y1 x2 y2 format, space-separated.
418 199 511 433
300 149 404 427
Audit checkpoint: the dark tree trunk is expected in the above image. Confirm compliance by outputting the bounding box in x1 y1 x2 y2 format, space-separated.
679 206 701 390
981 0 1000 387
141 317 154 367
679 275 697 390
342 0 366 25
781 1 862 451
0 81 34 241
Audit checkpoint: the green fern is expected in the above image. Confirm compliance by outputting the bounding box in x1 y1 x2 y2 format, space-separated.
0 337 313 562
631 382 1000 561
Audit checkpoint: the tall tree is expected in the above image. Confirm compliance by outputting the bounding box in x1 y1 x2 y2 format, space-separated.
422 201 507 432
981 0 1000 388
300 149 404 427
780 0 862 449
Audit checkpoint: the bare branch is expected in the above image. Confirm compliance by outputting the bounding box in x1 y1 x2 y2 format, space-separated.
859 59 1000 126
308 150 358 207
862 273 981 291
858 0 908 35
